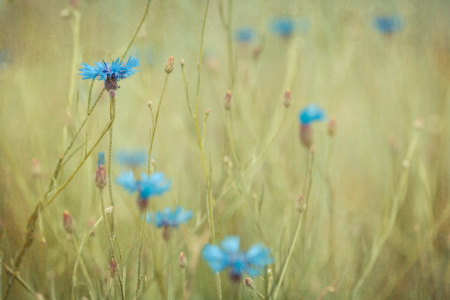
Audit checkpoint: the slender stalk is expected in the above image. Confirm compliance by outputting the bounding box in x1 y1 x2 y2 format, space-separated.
120 0 152 62
226 0 234 88
135 210 147 299
351 124 422 299
71 216 104 300
108 95 116 232
273 148 315 300
147 73 170 174
86 80 95 115
100 190 125 300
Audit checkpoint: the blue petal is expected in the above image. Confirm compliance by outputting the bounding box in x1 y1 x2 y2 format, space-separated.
299 104 326 125
246 244 274 267
374 16 402 34
139 172 171 199
235 27 256 43
116 170 137 193
116 150 148 166
173 206 193 225
221 236 240 254
202 244 229 272
97 152 105 166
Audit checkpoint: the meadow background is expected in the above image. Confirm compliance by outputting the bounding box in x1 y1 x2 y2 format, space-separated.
1 0 450 299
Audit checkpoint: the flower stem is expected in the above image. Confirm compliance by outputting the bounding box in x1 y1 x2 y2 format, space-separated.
108 95 116 232
100 190 125 300
273 148 315 300
135 210 147 299
120 0 152 62
147 73 170 175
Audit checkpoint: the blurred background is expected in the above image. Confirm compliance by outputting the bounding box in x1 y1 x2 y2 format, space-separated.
1 0 450 299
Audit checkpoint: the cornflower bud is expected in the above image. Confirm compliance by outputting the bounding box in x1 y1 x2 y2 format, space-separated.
109 258 116 277
283 89 292 107
165 56 175 74
95 152 107 190
31 157 42 178
328 115 336 136
179 252 187 268
180 59 185 67
244 277 254 288
295 195 306 213
104 74 118 92
105 206 114 215
63 210 73 234
224 90 232 111
147 99 152 108
205 108 211 116
300 125 313 148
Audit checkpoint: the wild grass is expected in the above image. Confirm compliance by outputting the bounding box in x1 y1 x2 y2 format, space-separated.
1 0 450 299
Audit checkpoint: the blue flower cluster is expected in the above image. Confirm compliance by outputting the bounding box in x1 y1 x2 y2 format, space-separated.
146 206 193 228
116 171 171 210
202 236 273 281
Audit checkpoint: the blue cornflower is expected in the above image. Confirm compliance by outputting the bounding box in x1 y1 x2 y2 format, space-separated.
374 15 402 34
79 57 139 93
235 27 256 44
146 206 193 228
202 236 273 281
146 206 193 240
116 150 148 167
116 171 171 211
270 17 295 37
298 104 326 125
298 104 326 148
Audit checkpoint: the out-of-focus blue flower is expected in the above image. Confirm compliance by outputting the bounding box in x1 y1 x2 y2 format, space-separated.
270 17 309 37
299 104 326 125
202 236 273 281
116 150 148 167
116 171 171 210
146 206 193 228
235 27 256 43
374 15 402 34
79 57 139 81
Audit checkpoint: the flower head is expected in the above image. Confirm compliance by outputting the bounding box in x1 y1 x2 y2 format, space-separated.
116 150 148 167
298 104 326 126
79 57 139 93
235 27 256 44
146 206 193 228
374 15 402 34
146 206 193 240
270 17 309 38
116 171 171 211
202 236 273 281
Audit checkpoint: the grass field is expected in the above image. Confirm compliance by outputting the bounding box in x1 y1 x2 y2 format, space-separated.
1 0 450 299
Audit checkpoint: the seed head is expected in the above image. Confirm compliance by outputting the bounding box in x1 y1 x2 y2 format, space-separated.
179 252 187 268
63 210 73 234
295 195 306 213
224 90 232 111
105 206 114 215
328 115 337 136
283 89 292 107
244 277 254 288
165 56 175 74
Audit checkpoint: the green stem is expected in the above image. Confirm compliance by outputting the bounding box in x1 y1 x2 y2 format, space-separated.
108 95 115 232
136 210 148 299
273 148 315 300
147 73 170 174
100 190 125 300
120 0 152 62
351 126 422 299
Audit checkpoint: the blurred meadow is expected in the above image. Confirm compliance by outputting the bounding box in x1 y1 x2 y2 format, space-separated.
1 0 450 299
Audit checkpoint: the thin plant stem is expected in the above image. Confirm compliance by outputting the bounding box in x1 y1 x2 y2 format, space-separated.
120 0 152 62
71 216 104 300
147 73 170 174
100 190 125 300
108 94 116 232
272 148 315 300
351 125 422 299
71 235 97 300
136 210 148 299
225 112 241 168
86 80 95 115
